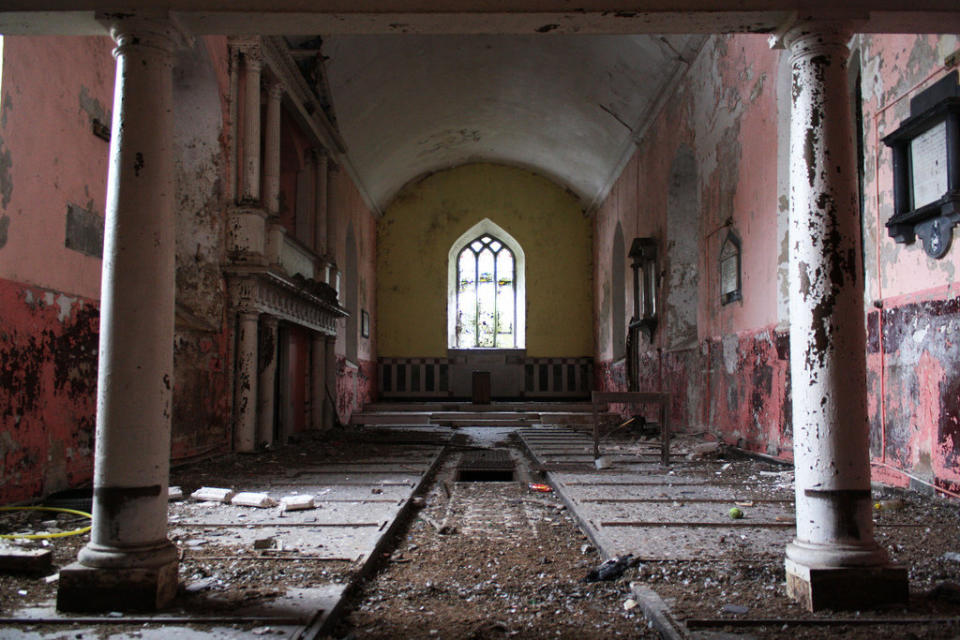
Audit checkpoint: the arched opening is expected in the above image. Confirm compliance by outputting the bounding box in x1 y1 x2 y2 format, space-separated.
345 222 358 363
665 144 699 350
447 218 525 349
612 222 626 359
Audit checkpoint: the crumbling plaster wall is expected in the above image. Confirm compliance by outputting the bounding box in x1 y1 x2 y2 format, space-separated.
594 34 790 457
171 36 233 461
0 35 237 502
858 33 960 494
328 163 377 422
0 36 113 503
596 32 960 481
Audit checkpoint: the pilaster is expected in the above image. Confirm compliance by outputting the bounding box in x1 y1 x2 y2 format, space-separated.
314 149 329 255
263 81 283 214
234 311 260 453
240 45 263 204
258 316 279 448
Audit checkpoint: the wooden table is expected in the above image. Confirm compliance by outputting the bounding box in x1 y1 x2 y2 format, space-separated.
591 391 671 465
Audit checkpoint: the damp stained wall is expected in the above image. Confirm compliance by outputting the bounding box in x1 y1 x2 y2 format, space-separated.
0 37 114 503
328 162 378 422
170 36 233 460
594 35 790 457
595 32 960 484
858 33 960 495
0 35 236 501
377 163 593 359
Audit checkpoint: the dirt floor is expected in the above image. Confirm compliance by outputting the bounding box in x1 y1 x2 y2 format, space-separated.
329 441 659 639
2 427 960 639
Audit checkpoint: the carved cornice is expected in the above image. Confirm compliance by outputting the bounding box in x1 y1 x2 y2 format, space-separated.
225 267 347 336
261 36 345 154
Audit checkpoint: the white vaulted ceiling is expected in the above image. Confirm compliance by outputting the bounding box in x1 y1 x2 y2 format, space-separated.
321 34 705 211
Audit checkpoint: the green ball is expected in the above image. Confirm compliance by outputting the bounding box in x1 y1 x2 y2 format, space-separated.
728 507 744 519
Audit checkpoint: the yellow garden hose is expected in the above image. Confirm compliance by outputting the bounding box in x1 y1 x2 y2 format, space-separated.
0 506 92 539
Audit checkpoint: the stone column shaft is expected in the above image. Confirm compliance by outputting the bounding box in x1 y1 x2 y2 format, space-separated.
258 316 279 447
263 82 283 214
784 20 905 611
58 14 182 612
314 151 328 255
326 164 338 263
311 334 327 430
234 311 259 453
241 49 262 203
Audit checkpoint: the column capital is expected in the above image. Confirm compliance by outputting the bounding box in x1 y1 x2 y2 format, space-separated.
769 14 863 53
241 46 265 71
97 11 190 58
267 80 285 101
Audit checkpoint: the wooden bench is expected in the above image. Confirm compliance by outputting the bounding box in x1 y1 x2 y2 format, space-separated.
591 391 671 465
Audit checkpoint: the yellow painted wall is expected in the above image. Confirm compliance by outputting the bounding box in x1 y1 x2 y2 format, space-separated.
377 163 593 358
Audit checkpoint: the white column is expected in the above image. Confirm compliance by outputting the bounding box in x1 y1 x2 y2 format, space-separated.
258 316 279 447
326 162 338 263
783 20 906 611
311 334 327 430
58 13 182 612
263 81 283 215
234 311 260 453
240 48 262 203
314 150 329 255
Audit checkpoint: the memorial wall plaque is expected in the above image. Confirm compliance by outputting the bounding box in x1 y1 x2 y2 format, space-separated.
883 70 960 259
910 120 948 209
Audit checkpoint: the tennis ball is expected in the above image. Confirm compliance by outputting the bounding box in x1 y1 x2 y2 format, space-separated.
728 506 744 519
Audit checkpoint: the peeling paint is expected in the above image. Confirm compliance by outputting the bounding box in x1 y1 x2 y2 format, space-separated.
0 279 98 503
78 85 109 127
0 136 12 209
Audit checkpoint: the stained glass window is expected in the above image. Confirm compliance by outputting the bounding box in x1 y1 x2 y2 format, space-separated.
456 234 516 348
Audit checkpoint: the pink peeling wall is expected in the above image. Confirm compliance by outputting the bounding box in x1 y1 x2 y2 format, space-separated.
0 35 237 502
329 164 378 423
0 36 114 300
0 37 113 503
595 32 960 484
595 35 791 458
859 34 960 496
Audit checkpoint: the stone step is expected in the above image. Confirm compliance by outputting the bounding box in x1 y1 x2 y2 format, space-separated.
431 418 541 427
351 413 433 425
428 412 540 420
361 401 595 413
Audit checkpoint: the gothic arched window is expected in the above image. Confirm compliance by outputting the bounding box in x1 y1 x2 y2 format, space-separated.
448 219 525 349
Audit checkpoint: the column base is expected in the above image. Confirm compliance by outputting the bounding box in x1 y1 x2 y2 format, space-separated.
56 559 179 612
785 558 908 612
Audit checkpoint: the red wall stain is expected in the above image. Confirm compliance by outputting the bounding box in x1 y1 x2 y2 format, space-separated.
597 326 791 460
0 278 98 503
867 292 960 494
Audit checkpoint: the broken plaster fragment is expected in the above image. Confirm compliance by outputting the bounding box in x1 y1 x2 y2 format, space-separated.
231 492 277 508
190 487 235 503
280 494 314 511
